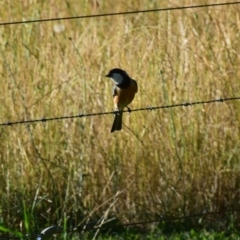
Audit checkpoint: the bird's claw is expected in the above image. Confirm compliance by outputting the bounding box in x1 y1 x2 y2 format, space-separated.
126 106 131 114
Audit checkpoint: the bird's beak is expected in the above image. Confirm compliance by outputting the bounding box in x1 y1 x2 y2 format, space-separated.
105 74 110 77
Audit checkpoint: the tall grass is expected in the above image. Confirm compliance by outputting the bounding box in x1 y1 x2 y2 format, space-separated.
0 0 240 233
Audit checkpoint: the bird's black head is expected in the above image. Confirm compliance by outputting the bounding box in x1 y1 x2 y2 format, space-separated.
105 68 129 78
105 68 131 87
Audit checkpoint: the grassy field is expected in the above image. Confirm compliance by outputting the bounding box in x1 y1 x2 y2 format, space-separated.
1 0 240 238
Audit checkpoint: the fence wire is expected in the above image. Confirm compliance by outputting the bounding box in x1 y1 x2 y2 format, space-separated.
0 2 240 26
0 209 239 240
0 96 239 127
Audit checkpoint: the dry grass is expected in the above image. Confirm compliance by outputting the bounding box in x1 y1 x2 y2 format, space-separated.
0 0 240 232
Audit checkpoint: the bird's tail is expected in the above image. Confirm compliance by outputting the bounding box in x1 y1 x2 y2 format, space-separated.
111 111 123 133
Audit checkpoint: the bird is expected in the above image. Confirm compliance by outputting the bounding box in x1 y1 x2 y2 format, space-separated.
105 68 138 133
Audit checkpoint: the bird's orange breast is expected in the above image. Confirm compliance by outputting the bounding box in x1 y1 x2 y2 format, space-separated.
113 80 138 110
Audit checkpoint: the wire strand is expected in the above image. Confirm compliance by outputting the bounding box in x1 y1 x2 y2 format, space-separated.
81 208 240 231
1 96 239 127
1 208 239 239
0 2 240 26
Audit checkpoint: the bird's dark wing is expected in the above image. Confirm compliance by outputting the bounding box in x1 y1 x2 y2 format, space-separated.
132 79 138 93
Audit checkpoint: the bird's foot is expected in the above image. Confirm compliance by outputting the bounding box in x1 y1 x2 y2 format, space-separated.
126 106 131 114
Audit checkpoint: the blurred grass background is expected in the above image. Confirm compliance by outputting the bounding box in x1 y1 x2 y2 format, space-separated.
0 0 240 234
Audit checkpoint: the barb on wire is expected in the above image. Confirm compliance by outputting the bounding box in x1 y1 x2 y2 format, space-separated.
0 2 240 26
0 97 240 127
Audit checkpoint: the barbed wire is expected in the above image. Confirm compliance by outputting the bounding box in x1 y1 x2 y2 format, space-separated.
0 2 240 26
0 208 239 239
1 96 239 127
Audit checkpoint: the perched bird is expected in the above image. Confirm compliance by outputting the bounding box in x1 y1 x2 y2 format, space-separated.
105 68 138 133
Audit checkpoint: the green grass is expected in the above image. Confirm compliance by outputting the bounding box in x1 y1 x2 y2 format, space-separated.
94 229 239 240
12 228 238 240
0 0 240 237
